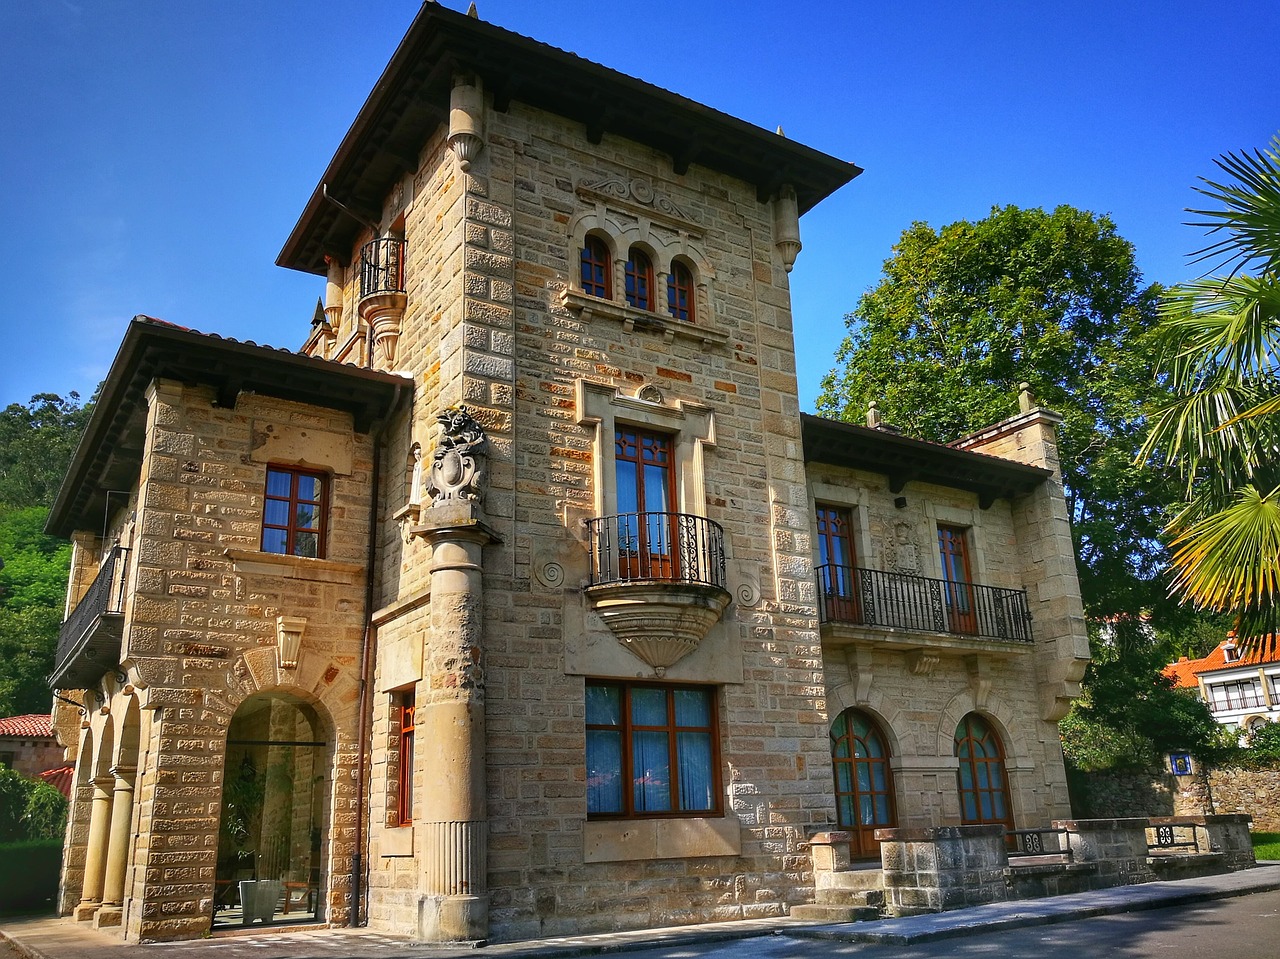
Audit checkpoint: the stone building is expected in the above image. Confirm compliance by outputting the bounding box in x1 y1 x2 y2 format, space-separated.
46 2 1089 943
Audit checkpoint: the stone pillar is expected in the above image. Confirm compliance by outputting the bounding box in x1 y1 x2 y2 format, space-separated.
75 776 114 920
413 501 498 942
94 765 137 927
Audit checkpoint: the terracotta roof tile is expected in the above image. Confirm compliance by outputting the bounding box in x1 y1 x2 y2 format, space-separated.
1163 636 1280 688
0 714 54 738
37 765 73 799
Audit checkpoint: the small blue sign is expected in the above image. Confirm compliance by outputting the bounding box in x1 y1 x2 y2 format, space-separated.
1170 753 1193 776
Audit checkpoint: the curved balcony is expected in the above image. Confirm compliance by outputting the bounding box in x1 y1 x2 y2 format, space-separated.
49 546 129 689
585 512 730 672
358 237 407 366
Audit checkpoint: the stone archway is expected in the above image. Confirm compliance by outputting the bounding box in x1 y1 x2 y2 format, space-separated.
213 691 329 928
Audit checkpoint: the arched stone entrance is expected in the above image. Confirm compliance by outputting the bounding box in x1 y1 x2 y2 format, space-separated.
214 692 328 928
829 707 897 858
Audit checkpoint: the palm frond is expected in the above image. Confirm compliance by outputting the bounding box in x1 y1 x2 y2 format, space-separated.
1166 484 1280 613
1187 135 1280 276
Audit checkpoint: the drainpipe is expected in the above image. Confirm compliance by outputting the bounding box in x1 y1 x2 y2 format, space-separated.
351 383 403 926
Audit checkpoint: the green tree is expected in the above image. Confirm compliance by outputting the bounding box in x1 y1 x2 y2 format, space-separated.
0 393 90 509
817 205 1176 634
0 392 91 715
1142 136 1280 643
0 768 68 842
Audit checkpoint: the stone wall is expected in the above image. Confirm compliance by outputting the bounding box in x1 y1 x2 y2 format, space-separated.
1070 763 1280 833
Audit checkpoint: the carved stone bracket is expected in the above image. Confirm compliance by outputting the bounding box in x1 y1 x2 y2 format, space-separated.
586 582 730 675
276 616 307 669
426 406 488 505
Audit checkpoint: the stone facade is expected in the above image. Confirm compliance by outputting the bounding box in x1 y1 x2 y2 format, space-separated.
47 4 1090 944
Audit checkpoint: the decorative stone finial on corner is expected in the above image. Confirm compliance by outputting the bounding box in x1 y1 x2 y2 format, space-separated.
426 406 488 505
1018 382 1036 413
467 2 479 16
773 184 802 272
449 76 485 171
866 400 882 429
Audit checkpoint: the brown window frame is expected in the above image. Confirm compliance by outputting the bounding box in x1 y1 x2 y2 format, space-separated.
624 247 654 311
614 426 677 579
261 466 329 558
585 680 722 820
396 690 416 826
954 713 1014 830
581 235 612 299
666 261 695 322
830 707 896 859
937 524 976 634
816 504 858 621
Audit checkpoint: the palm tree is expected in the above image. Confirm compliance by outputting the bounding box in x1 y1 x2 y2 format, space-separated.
1142 135 1280 647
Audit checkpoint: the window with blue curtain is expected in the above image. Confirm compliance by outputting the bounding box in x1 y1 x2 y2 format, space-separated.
585 680 719 817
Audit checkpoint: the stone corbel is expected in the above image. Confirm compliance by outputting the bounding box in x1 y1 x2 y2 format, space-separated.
276 616 307 669
906 649 940 676
965 655 992 710
844 645 873 703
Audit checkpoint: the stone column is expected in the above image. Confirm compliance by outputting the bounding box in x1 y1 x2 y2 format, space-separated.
75 776 114 920
94 765 137 927
414 501 497 942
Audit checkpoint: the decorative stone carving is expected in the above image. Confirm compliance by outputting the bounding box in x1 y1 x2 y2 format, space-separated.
426 407 488 505
586 583 730 674
887 521 921 574
448 77 484 171
576 175 698 227
276 616 306 669
636 384 664 404
773 184 802 272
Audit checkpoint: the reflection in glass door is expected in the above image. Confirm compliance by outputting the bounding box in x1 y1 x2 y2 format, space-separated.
214 693 327 927
830 708 896 858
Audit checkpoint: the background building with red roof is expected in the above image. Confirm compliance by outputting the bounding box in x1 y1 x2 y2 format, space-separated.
1164 637 1280 734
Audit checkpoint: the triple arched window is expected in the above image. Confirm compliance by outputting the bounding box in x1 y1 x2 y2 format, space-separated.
579 237 697 323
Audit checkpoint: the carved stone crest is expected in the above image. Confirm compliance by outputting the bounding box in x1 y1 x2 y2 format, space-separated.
887 521 921 574
426 406 487 505
576 175 699 228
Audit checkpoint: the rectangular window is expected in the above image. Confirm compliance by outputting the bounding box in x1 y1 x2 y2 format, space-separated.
937 524 976 634
262 466 328 558
614 427 676 579
396 691 416 825
586 680 720 818
816 505 857 621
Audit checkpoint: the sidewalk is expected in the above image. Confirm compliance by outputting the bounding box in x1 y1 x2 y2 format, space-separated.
5 864 1280 959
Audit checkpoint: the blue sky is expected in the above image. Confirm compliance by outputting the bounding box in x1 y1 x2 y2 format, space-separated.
1 0 1275 412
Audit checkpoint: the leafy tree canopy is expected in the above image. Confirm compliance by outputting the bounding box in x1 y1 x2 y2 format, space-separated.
816 204 1178 633
0 392 91 510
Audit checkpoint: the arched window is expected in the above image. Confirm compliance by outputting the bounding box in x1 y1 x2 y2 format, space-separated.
667 262 694 322
581 236 611 299
954 713 1013 829
625 247 654 311
830 708 896 859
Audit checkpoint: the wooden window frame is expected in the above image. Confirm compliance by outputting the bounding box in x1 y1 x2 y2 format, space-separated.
614 426 678 579
624 247 654 311
585 680 722 820
581 235 612 299
954 713 1014 830
261 466 329 558
396 690 416 826
666 261 695 322
816 504 858 621
937 523 977 634
830 708 896 858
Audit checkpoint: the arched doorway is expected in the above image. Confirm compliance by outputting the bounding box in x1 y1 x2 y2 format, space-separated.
214 692 328 928
830 708 896 858
954 713 1014 829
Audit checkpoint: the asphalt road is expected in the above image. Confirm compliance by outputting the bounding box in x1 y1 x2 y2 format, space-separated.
615 889 1280 959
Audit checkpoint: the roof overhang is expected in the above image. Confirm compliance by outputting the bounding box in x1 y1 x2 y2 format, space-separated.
801 413 1052 509
277 2 861 276
46 318 411 538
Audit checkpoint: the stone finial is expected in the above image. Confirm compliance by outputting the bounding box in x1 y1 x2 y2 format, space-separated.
467 2 478 16
449 76 484 171
1018 382 1036 413
773 184 802 272
866 400 882 429
426 406 488 505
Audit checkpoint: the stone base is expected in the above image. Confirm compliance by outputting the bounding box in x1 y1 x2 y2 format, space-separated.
418 893 488 943
92 906 122 928
73 902 101 922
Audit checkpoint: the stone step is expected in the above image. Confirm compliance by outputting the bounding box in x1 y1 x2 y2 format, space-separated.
815 867 884 894
816 886 883 907
790 903 881 923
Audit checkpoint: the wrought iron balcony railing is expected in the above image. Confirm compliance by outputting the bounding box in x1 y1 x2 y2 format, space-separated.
50 546 129 689
359 236 405 299
816 564 1033 643
587 512 726 589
